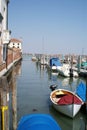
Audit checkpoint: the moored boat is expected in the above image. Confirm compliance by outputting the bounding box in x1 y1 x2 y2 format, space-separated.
57 64 78 77
50 89 84 118
49 58 62 72
31 56 38 61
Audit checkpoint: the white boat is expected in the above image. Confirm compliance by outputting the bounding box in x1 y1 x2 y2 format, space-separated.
57 64 78 77
31 56 38 61
50 89 84 118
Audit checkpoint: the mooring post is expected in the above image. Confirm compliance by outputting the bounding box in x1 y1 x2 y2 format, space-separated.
12 66 17 130
0 76 9 130
77 55 81 73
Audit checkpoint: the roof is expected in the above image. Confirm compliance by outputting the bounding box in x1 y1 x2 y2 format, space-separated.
10 38 22 43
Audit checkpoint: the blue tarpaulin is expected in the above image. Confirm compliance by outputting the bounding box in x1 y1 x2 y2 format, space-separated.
76 82 86 102
17 114 61 130
50 58 61 67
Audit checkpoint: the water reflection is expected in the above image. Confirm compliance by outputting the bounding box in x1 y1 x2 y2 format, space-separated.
49 105 86 130
48 70 86 93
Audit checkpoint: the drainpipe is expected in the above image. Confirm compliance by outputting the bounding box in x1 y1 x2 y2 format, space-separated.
7 0 9 29
5 0 9 68
6 44 8 69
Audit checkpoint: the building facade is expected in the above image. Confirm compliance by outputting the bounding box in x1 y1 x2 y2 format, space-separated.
0 0 22 77
9 38 22 52
0 0 10 63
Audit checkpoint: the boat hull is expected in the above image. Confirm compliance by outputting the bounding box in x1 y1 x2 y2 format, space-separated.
50 89 84 118
52 103 82 118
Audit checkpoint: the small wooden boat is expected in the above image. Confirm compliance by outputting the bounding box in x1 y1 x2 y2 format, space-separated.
50 89 84 118
17 114 61 130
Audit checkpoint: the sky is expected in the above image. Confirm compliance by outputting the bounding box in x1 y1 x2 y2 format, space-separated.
8 0 87 55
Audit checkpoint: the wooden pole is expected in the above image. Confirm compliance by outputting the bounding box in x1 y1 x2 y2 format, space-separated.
12 66 17 130
0 76 9 130
70 55 73 77
77 55 81 73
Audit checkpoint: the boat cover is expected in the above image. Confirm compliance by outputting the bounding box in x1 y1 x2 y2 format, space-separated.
50 58 61 67
76 82 86 102
58 94 82 105
17 114 61 130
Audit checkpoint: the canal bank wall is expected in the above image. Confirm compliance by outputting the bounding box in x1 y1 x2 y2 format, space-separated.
0 47 22 77
0 60 22 130
0 57 22 77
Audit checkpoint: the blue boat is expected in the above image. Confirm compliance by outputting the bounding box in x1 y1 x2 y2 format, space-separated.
50 58 61 67
49 58 62 72
17 114 61 130
76 82 86 102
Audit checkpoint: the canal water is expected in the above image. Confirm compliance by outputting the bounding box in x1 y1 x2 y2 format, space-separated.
7 55 87 129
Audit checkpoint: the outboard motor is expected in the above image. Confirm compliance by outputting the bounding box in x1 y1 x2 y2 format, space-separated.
50 84 57 91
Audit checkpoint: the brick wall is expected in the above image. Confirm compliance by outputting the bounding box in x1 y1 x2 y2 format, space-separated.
7 49 13 66
0 47 22 73
13 49 22 61
0 63 6 71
